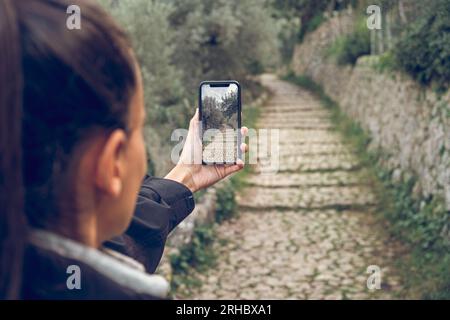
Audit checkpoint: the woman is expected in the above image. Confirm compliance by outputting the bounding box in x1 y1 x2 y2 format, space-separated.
0 0 248 299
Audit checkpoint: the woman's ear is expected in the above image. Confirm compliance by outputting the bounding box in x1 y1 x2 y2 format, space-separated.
95 130 127 197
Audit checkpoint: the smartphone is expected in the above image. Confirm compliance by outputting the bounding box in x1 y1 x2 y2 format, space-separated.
199 80 242 165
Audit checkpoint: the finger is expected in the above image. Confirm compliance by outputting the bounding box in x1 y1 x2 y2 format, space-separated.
190 108 199 125
241 126 248 137
189 108 201 140
195 107 199 121
240 143 248 153
222 163 243 176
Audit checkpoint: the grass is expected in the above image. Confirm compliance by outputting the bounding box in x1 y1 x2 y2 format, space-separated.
370 52 397 73
284 72 450 299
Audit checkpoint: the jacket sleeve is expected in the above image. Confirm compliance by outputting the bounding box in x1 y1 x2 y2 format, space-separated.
104 174 195 273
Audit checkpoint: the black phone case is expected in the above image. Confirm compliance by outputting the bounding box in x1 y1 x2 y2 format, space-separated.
198 80 242 165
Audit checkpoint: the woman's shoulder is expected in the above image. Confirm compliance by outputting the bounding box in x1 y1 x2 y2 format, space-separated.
21 230 169 300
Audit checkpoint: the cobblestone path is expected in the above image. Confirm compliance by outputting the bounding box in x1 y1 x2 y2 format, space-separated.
187 74 403 299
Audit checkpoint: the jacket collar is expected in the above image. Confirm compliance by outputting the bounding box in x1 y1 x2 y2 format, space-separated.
29 229 169 298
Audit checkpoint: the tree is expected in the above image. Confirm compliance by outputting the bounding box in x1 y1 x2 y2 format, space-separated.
98 0 189 176
167 0 281 96
221 91 238 119
202 96 224 131
98 0 185 113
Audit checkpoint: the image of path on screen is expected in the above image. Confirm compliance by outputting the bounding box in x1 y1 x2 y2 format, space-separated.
202 83 239 163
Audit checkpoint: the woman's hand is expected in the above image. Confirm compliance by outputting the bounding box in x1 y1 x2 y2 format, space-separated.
165 108 248 192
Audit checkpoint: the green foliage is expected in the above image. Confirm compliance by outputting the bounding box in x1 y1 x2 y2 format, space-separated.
370 52 397 73
202 96 225 131
170 225 217 292
168 0 281 96
98 0 282 175
393 0 450 91
170 180 239 293
202 90 238 131
98 0 185 110
376 171 450 299
272 0 327 42
378 174 449 252
173 226 216 272
193 188 206 203
241 104 261 132
274 16 301 63
272 0 357 42
299 13 326 41
284 72 322 93
215 182 237 223
98 0 192 173
285 72 450 299
326 18 370 65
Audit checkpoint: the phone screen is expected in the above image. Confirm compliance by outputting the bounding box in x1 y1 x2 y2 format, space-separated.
200 81 241 164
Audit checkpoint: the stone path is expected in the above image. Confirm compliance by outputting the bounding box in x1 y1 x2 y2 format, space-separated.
184 74 403 299
203 128 238 163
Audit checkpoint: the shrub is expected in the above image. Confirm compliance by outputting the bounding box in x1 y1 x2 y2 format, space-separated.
169 225 217 294
326 18 370 65
393 0 450 91
275 16 301 63
370 51 397 73
299 13 326 41
215 181 237 223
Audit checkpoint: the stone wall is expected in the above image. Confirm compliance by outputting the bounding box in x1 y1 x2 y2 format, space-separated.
291 12 450 209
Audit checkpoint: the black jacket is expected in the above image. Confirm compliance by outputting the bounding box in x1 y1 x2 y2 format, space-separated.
104 175 195 273
21 175 195 300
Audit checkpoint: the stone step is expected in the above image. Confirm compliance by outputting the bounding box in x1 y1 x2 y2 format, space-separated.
259 112 332 119
256 143 350 155
263 104 323 111
245 170 366 187
265 95 320 100
259 117 333 124
261 129 343 144
257 122 334 130
236 186 376 210
259 118 333 125
254 154 360 173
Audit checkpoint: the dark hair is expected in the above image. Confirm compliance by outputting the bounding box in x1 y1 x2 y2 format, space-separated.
0 0 137 299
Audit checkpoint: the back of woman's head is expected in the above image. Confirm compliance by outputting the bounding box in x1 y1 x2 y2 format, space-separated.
0 0 137 298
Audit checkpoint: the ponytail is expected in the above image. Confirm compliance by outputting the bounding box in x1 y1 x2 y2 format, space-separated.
0 0 27 299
